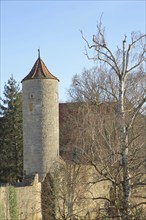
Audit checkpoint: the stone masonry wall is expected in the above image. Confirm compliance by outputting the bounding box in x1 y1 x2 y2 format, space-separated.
22 79 59 181
0 175 42 220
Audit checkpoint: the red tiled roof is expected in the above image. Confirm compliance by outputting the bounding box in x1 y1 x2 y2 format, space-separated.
21 57 59 82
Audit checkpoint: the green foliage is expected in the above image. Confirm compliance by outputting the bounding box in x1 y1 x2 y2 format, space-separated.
0 75 23 183
0 203 6 220
9 186 19 220
52 168 60 199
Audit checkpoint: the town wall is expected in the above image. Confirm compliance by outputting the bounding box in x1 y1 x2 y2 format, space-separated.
0 175 42 220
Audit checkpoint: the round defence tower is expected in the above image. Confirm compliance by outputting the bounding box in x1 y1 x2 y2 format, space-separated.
21 52 59 181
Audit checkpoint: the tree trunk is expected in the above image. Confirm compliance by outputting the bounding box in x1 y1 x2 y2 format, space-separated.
119 78 130 219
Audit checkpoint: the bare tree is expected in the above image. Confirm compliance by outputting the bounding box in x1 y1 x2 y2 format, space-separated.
41 162 100 220
67 20 146 219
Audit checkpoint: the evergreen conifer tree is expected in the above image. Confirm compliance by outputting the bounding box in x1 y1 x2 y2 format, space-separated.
0 76 23 183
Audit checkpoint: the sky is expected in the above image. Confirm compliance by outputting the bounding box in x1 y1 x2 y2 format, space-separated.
0 0 145 102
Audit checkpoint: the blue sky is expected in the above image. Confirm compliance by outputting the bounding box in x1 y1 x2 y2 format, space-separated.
0 0 145 102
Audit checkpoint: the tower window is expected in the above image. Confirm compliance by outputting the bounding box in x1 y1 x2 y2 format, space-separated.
29 93 34 112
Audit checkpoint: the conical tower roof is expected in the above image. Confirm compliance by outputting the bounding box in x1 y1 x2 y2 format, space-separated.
21 50 59 82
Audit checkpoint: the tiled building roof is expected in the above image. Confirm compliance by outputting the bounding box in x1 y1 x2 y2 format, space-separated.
21 53 59 82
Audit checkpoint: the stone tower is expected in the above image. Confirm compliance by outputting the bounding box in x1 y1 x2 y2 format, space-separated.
21 51 59 181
